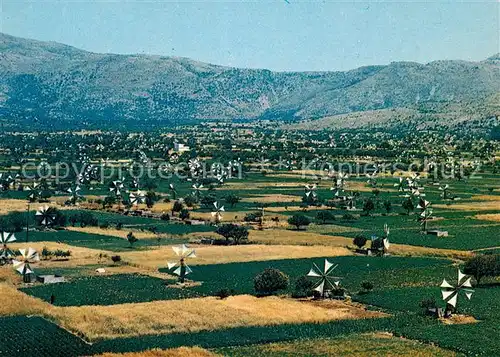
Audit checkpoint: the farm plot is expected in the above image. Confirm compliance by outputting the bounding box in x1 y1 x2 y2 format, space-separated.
50 295 385 340
26 230 189 252
0 316 90 357
96 347 217 357
215 332 459 357
120 244 352 269
20 256 451 306
20 274 191 306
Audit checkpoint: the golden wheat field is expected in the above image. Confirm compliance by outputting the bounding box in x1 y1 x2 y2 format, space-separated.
121 244 353 268
96 347 218 357
66 226 157 239
50 295 385 340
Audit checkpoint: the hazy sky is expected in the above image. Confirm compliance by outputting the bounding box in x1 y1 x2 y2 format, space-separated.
1 0 498 71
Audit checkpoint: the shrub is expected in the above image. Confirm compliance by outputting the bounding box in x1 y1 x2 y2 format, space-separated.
216 288 235 300
315 211 335 224
127 232 138 247
179 209 190 220
111 255 122 263
183 195 198 207
287 214 311 230
244 212 262 222
78 211 98 227
160 213 170 221
342 213 356 221
54 249 71 258
41 246 52 260
292 275 315 298
361 281 374 293
362 198 375 215
420 298 437 309
254 268 289 296
353 235 367 249
225 194 241 208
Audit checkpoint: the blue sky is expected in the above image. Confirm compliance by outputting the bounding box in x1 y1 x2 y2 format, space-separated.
1 0 498 71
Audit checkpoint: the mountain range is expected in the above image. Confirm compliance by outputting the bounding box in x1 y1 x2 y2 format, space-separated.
0 32 498 129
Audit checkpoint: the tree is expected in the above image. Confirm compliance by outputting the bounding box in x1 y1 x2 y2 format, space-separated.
315 211 335 224
200 194 217 208
145 191 158 208
179 208 190 221
353 235 367 249
288 214 311 230
402 197 414 215
254 268 289 296
225 194 241 208
103 195 116 209
362 198 375 215
215 223 249 245
383 200 392 214
127 232 138 247
183 195 198 208
78 211 98 227
171 201 184 216
464 254 500 285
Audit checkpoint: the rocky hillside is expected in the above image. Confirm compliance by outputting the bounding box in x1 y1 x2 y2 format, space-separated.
0 33 498 127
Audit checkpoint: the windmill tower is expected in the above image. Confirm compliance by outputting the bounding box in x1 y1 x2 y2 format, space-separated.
168 183 177 199
192 183 203 198
25 181 41 202
304 184 317 202
440 269 474 314
167 244 196 284
211 201 225 224
12 248 40 283
67 185 82 205
0 232 16 263
35 205 56 228
417 199 433 232
307 259 342 298
129 190 146 206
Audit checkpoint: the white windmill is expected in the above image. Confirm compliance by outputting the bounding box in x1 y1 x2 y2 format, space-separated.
439 184 453 201
109 180 124 197
383 224 390 250
366 171 378 187
129 190 146 206
440 269 474 310
12 248 40 282
35 205 56 227
337 172 349 190
304 184 317 201
346 192 356 210
25 181 41 201
211 201 225 224
192 183 203 198
167 244 196 284
67 185 82 205
307 259 342 298
417 198 433 232
0 232 16 261
394 177 405 192
168 183 177 199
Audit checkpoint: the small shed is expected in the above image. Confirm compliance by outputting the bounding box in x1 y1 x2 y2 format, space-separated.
37 275 65 284
427 230 449 237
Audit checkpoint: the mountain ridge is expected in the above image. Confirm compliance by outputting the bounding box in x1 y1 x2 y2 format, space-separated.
1 32 498 127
